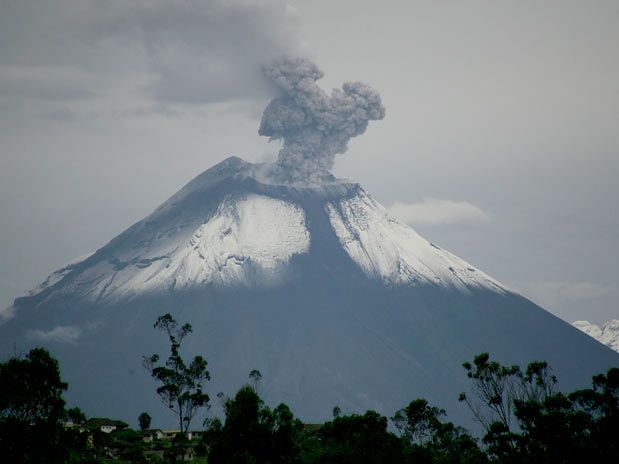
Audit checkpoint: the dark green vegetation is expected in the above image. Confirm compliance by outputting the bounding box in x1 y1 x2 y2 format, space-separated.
0 348 71 463
1 315 617 464
143 314 210 462
143 314 211 436
139 412 152 432
200 357 619 464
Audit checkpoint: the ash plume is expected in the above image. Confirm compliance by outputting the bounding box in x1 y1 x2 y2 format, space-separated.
259 57 385 183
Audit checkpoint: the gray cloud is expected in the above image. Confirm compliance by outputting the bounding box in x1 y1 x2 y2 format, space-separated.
512 281 617 312
0 305 15 325
27 325 82 344
259 57 385 182
0 0 303 109
388 198 489 226
1 0 618 330
0 66 98 102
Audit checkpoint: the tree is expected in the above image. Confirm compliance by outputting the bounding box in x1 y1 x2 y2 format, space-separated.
393 399 487 464
249 369 263 392
459 353 522 432
138 411 152 431
458 354 558 461
0 347 68 424
392 399 444 445
332 405 341 418
0 348 69 463
565 368 619 462
143 313 210 460
457 353 619 464
206 385 304 464
66 406 86 425
306 410 406 464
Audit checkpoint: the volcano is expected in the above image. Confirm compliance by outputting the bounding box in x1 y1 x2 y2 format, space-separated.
1 156 617 427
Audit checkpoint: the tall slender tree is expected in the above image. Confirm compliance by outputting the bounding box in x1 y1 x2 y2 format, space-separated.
143 314 210 460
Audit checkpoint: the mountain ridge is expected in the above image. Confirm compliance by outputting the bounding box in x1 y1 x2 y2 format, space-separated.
11 157 505 311
2 156 617 428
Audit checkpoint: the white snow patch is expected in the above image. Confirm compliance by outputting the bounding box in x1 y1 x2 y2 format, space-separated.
327 190 505 292
573 320 619 352
27 252 94 297
92 194 310 300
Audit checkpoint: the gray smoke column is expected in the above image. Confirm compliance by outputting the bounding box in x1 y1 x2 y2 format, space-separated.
259 57 385 183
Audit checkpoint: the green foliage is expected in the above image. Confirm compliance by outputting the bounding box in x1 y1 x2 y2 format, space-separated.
0 348 70 463
460 354 619 464
393 398 445 445
2 334 617 464
0 347 68 423
143 313 210 438
0 348 109 464
422 420 489 464
138 411 152 431
205 354 618 464
66 406 87 425
392 399 487 464
459 352 523 431
206 384 304 464
570 368 619 459
304 410 405 464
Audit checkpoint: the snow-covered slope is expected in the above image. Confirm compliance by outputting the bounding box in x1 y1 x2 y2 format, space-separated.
31 193 309 302
2 156 618 429
326 189 505 292
573 320 619 352
20 157 504 307
27 253 94 297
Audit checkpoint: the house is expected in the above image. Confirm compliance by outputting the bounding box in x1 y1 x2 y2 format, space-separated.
162 429 201 441
85 418 129 434
190 430 204 441
162 429 181 440
62 421 86 431
140 428 164 443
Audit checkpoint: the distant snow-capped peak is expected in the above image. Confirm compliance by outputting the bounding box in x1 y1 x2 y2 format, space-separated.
573 320 619 353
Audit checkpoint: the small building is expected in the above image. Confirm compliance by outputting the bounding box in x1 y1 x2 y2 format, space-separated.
190 430 204 441
141 428 164 443
162 429 180 440
85 418 129 434
162 429 201 441
62 421 86 431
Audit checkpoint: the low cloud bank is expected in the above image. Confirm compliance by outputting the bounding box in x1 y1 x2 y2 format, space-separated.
27 325 82 344
388 198 489 226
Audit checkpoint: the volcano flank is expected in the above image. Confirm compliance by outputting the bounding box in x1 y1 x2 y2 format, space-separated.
2 156 617 427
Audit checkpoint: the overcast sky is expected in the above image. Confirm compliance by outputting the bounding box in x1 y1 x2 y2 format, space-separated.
1 0 618 325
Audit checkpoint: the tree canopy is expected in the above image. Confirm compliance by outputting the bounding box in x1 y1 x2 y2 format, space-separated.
143 313 211 462
2 329 617 464
0 347 67 424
